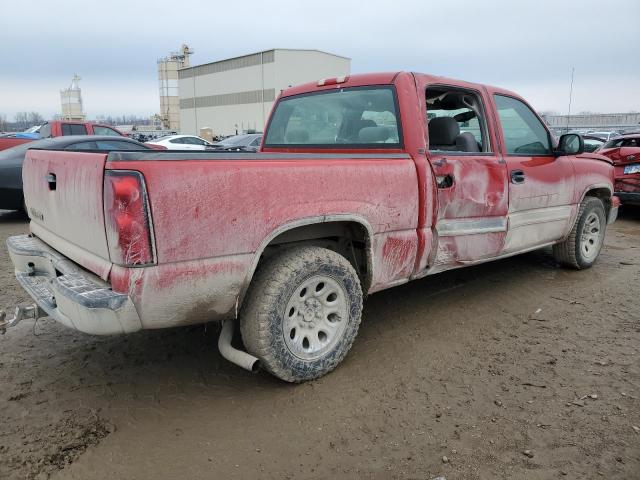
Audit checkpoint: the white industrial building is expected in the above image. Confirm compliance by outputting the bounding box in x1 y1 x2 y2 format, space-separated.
178 49 351 136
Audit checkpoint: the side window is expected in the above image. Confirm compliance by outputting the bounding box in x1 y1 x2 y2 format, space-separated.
602 138 623 149
190 137 206 145
426 87 489 153
250 137 262 146
61 123 88 136
93 126 120 136
169 138 184 144
494 95 551 155
94 141 147 150
65 141 97 150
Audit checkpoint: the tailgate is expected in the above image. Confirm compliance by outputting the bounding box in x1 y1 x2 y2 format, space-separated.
23 149 112 279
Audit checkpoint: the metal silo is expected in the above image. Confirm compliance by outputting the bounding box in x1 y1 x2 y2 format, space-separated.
60 75 85 121
158 44 192 131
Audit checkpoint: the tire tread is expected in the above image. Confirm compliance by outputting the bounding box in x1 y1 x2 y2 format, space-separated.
240 246 362 382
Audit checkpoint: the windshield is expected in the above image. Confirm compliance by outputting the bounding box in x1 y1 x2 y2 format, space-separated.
24 125 43 134
264 86 402 148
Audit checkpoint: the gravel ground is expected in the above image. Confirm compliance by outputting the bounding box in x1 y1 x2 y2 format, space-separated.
0 207 638 480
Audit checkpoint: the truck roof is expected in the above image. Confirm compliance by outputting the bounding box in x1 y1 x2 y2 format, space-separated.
281 72 521 100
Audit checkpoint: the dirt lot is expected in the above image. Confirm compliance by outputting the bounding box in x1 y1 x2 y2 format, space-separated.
0 208 638 480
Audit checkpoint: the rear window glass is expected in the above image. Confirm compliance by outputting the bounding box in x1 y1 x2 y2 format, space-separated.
61 123 88 136
92 126 121 136
264 86 402 148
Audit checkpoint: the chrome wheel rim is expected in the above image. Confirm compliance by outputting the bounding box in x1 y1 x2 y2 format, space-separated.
283 275 349 360
580 212 602 261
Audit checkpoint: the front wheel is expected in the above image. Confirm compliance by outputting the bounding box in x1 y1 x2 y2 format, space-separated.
553 197 606 269
240 246 363 382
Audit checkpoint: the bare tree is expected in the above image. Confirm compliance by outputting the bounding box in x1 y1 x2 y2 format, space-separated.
13 112 44 130
0 114 8 132
14 112 29 130
27 112 44 126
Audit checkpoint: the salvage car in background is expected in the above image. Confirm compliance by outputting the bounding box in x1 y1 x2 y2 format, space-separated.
146 134 213 150
4 72 620 383
210 133 263 152
586 131 620 142
0 136 161 211
582 134 606 153
597 134 640 205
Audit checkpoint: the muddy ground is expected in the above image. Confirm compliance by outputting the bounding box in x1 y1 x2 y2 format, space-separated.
0 208 638 480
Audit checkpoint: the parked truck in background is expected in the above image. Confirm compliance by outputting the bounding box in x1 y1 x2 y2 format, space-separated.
4 72 619 382
0 121 125 151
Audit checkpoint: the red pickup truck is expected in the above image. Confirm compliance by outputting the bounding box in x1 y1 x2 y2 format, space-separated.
0 121 125 151
4 72 619 382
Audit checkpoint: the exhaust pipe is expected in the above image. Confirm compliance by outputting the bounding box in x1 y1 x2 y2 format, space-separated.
218 319 259 373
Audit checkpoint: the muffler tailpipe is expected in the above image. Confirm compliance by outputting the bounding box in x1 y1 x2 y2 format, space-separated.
218 319 260 373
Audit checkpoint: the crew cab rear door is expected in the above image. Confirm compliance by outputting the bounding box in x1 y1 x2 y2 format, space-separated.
23 149 112 279
419 79 509 264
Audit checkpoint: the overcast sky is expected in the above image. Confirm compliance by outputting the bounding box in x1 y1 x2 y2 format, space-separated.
1 0 638 120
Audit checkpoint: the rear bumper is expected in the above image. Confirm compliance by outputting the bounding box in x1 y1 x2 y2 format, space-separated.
7 235 142 335
615 191 640 206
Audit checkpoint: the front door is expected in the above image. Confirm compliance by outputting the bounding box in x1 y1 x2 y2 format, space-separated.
423 84 509 268
491 94 575 254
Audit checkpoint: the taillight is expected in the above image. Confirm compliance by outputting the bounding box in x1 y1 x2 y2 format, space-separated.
104 170 154 266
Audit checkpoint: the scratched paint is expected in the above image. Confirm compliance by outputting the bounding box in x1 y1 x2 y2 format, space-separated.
107 158 419 264
369 232 418 292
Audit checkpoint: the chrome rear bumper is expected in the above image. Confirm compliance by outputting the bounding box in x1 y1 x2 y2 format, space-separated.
6 235 141 335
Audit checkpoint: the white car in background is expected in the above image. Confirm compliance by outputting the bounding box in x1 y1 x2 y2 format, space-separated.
146 134 213 150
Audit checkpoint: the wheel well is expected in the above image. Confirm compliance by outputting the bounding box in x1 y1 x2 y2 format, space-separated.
257 221 372 293
585 187 612 214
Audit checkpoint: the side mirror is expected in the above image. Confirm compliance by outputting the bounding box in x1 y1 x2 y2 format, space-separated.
555 134 584 157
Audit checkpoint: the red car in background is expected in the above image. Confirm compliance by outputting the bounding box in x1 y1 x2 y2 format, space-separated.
0 120 126 151
597 134 640 205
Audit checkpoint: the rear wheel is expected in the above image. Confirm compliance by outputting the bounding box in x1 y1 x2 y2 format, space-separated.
240 246 363 382
553 197 606 269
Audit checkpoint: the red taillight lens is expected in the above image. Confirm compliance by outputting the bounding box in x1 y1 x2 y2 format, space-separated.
104 171 154 266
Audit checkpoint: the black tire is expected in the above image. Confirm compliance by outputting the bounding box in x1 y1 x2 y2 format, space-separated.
240 246 363 382
553 197 606 269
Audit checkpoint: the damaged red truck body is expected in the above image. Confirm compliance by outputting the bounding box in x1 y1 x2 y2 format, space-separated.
5 72 619 382
596 134 640 205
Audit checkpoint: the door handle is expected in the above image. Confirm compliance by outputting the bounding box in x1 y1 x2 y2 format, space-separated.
510 169 525 184
45 173 56 190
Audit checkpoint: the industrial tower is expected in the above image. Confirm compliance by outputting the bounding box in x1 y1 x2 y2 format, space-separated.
158 44 193 131
60 75 85 121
